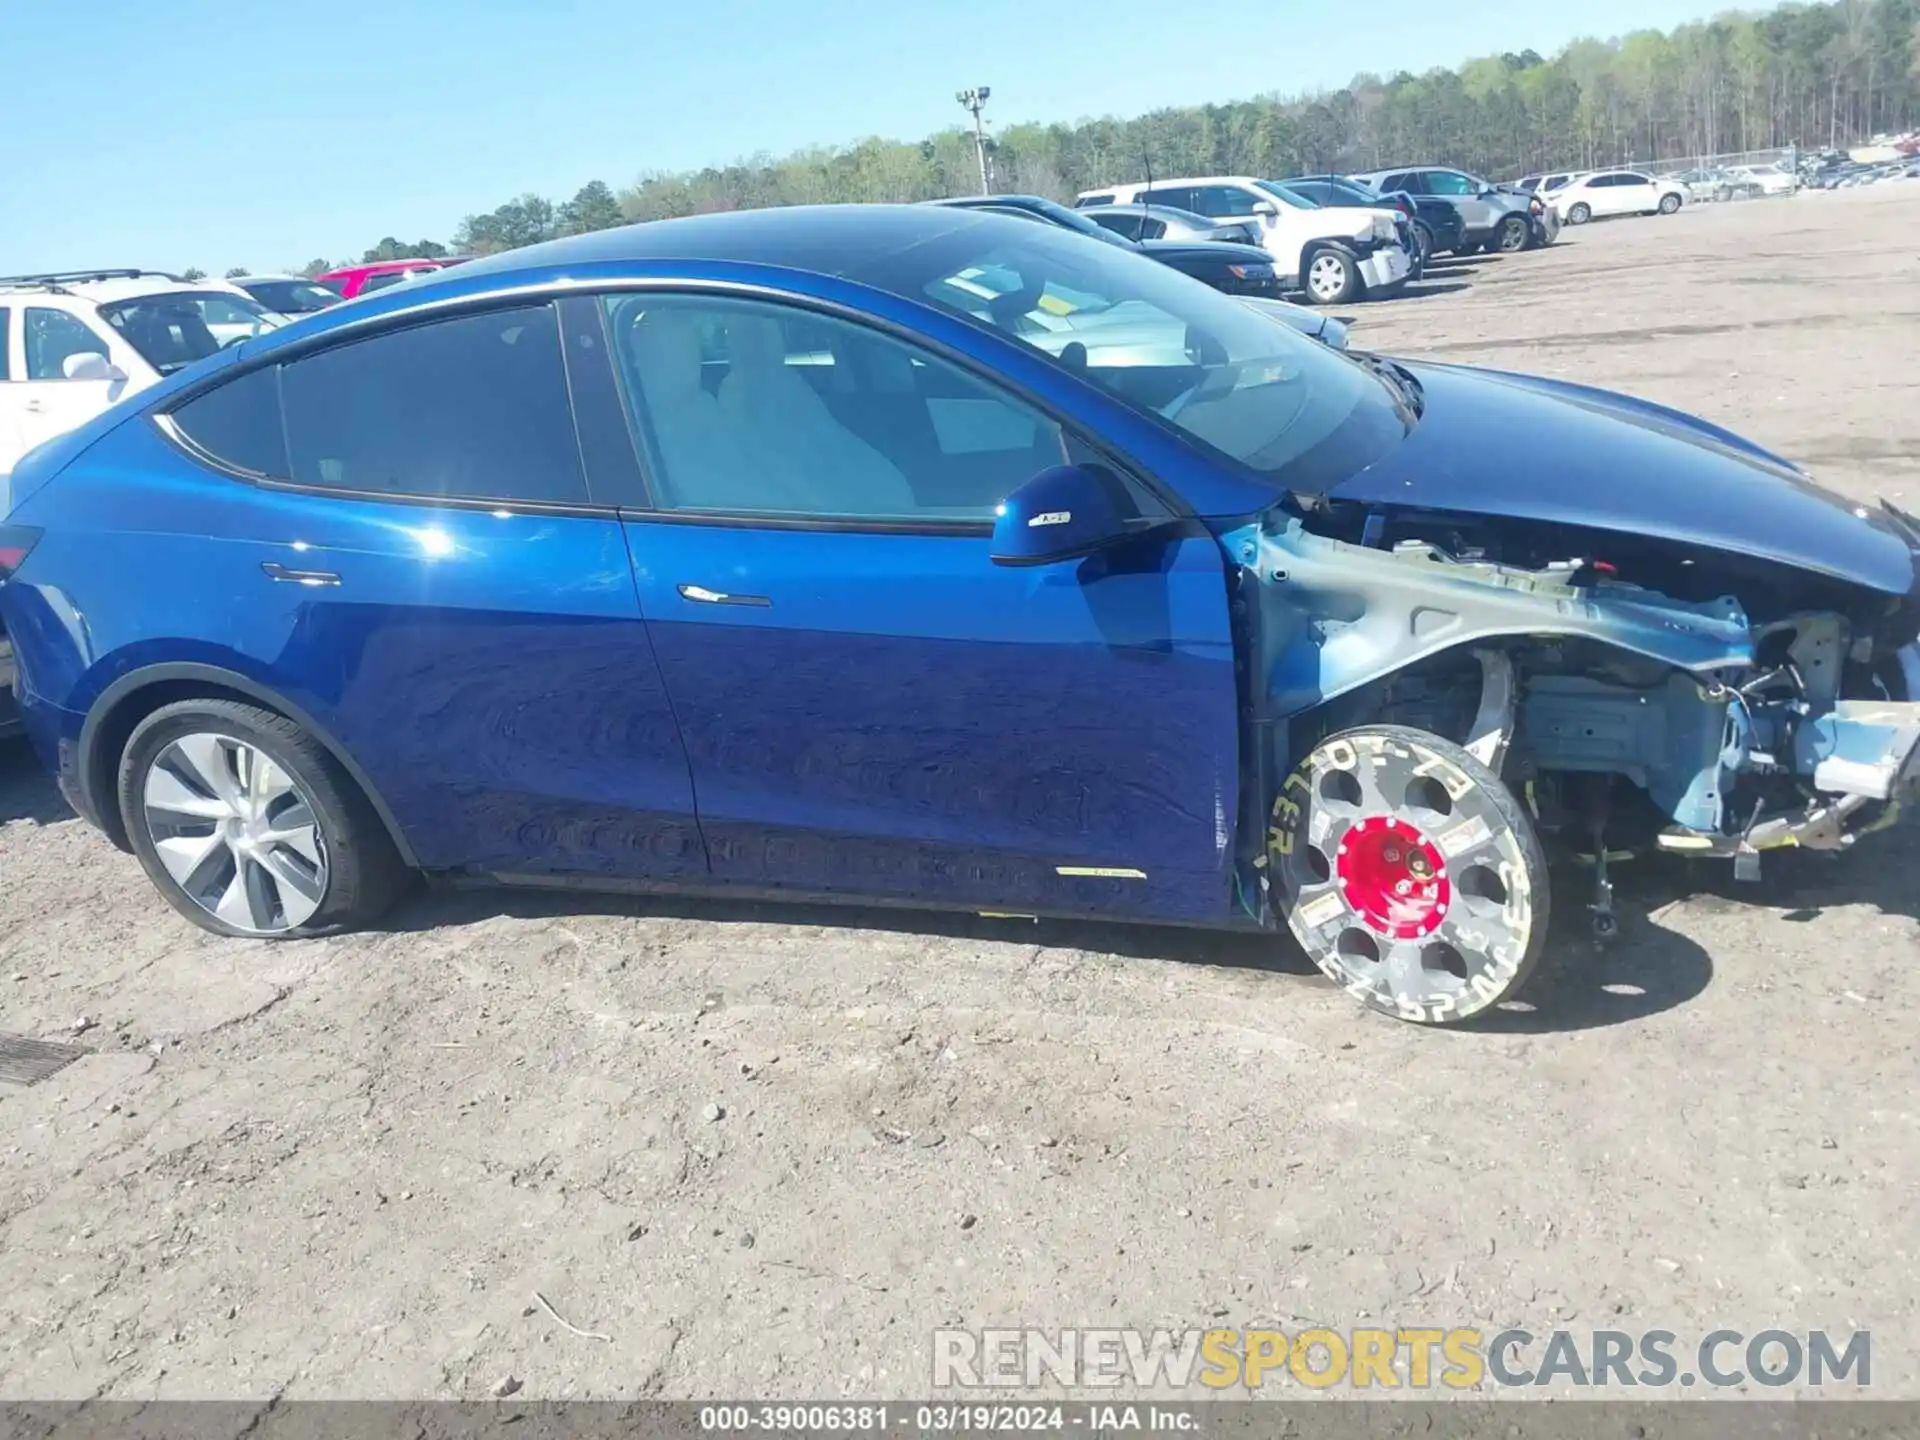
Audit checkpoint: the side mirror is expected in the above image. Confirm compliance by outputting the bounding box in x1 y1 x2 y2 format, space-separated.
63 352 127 383
991 464 1135 567
1250 200 1279 218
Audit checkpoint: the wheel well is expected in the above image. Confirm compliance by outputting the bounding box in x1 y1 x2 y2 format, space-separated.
81 672 417 867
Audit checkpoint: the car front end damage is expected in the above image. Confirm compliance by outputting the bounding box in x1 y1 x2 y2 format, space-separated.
1223 499 1920 1023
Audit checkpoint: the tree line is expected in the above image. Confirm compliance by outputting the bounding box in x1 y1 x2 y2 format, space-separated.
278 0 1914 269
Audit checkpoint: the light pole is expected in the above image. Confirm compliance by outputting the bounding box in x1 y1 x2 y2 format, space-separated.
956 86 992 194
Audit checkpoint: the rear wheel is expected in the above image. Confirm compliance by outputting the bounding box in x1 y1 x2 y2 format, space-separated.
1302 247 1359 305
1496 215 1530 252
1409 223 1432 279
1270 725 1551 1025
117 699 410 938
1566 202 1592 225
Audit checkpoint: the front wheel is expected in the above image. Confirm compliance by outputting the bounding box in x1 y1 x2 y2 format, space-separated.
1270 725 1551 1025
117 698 410 938
1410 223 1432 279
1301 247 1359 305
1496 215 1530 252
1566 202 1592 225
1658 193 1682 215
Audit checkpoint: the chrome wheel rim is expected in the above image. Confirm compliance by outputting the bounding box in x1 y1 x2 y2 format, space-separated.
1308 255 1345 300
142 733 328 934
1500 218 1527 250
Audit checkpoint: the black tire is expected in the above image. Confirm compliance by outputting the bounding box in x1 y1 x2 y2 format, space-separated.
1300 246 1360 305
1658 192 1682 215
1269 724 1552 1026
1496 215 1530 252
117 698 410 939
1566 202 1592 225
1410 223 1432 279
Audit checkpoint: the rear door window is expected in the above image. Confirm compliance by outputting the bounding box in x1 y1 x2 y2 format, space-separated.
168 366 288 477
278 303 589 505
0 307 10 381
1189 185 1256 218
1141 186 1195 211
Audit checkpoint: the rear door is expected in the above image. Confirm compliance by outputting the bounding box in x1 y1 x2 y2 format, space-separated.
589 288 1240 923
156 300 705 881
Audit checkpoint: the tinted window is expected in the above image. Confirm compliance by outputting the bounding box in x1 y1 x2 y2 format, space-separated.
1091 212 1145 241
1078 193 1115 207
1380 172 1417 194
280 304 587 504
24 308 110 380
169 366 288 476
0 308 9 381
1139 217 1166 240
359 271 412 293
98 291 275 374
1423 171 1480 196
1623 173 1653 185
245 279 342 314
601 294 1067 522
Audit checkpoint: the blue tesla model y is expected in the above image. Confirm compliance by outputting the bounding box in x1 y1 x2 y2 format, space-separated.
3 205 1918 1024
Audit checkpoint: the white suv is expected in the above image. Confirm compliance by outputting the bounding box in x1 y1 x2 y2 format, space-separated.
1 269 283 474
1075 176 1412 304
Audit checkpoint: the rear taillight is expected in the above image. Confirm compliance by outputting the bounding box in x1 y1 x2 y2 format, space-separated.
0 525 43 580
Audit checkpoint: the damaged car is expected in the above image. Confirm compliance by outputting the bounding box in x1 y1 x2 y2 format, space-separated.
2 205 1916 1025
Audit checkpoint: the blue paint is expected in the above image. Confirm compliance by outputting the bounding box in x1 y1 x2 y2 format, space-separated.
3 205 1915 935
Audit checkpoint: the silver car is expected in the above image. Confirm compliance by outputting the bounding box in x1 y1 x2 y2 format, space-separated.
1079 202 1260 246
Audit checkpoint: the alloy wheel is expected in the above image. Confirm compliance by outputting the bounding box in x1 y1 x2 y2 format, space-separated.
1498 217 1529 251
1271 727 1547 1024
141 732 329 935
1307 253 1348 302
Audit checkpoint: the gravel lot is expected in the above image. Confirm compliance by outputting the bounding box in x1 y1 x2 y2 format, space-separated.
3 186 1918 1405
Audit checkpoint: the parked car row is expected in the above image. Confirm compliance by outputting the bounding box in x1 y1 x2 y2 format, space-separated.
1067 163 1557 308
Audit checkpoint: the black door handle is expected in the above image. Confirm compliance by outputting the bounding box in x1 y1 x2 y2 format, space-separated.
677 584 769 607
262 561 341 587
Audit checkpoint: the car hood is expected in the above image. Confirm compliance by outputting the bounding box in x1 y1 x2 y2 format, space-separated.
1139 239 1274 266
1325 361 1918 595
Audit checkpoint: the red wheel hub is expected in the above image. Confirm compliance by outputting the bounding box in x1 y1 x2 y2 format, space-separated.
1336 816 1451 939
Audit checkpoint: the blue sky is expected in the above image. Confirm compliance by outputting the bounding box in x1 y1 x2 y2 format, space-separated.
7 0 1720 275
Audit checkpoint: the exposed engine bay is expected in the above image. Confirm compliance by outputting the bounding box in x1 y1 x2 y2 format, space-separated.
1229 500 1920 902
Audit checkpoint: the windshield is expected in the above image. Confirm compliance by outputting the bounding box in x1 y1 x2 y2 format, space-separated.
98 290 277 374
1253 180 1315 209
867 216 1407 491
243 279 342 315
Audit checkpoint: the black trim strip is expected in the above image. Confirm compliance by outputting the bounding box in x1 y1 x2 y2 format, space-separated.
620 507 992 537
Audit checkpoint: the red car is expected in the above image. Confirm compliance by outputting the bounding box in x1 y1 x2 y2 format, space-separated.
315 257 468 299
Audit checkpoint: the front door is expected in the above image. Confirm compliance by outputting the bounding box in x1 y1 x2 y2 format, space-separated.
596 291 1240 923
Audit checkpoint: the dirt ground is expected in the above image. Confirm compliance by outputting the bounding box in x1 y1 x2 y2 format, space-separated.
3 186 1919 1405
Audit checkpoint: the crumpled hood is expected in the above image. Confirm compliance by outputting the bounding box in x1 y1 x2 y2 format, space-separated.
1328 361 1919 596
